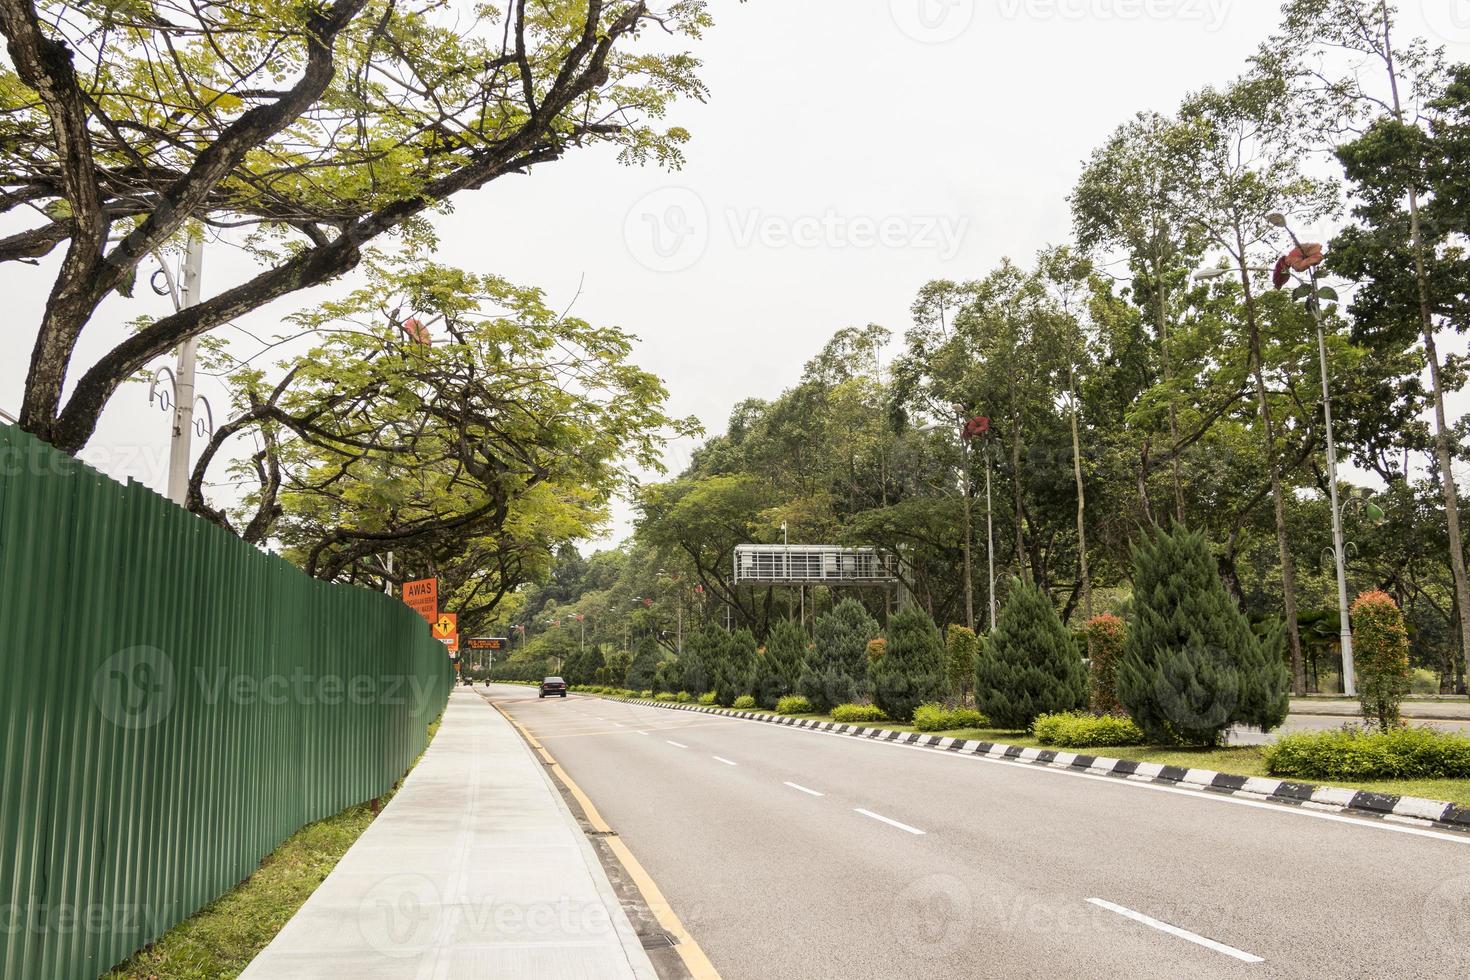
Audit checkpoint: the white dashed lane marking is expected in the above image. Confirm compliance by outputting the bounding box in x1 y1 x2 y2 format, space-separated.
784 781 824 797
1086 898 1263 964
855 808 925 836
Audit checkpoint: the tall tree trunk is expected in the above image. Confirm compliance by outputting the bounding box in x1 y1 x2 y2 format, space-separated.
1381 7 1470 696
1010 419 1029 583
961 437 975 631
1069 367 1093 624
1236 229 1306 696
1154 251 1186 524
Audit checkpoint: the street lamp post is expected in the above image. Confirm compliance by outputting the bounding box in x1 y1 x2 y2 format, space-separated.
1268 213 1355 695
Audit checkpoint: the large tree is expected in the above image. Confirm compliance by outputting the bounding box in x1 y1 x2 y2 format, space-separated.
1 0 711 452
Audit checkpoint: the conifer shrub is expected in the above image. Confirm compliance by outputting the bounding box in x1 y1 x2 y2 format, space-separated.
755 619 809 709
713 628 758 706
625 639 661 692
1351 590 1412 732
800 598 879 711
869 608 948 723
831 703 888 723
975 578 1087 730
1083 613 1127 715
1117 526 1289 746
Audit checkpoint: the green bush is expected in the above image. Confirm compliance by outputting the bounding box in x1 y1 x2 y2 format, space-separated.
1264 726 1470 780
1352 590 1413 732
869 608 948 723
1118 526 1289 746
655 692 677 702
698 691 718 706
800 598 878 711
713 628 759 706
674 691 692 703
945 625 979 702
1032 712 1145 748
755 619 808 708
775 694 814 715
1084 613 1127 715
640 689 653 699
913 703 988 732
975 578 1087 730
831 703 888 723
733 695 757 709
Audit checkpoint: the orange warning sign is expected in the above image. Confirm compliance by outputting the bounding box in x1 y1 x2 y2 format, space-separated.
432 612 459 653
403 578 437 625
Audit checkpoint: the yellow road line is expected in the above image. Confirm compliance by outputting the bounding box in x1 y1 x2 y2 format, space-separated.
489 699 722 979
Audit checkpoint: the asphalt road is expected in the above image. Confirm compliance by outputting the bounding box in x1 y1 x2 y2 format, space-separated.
489 685 1470 979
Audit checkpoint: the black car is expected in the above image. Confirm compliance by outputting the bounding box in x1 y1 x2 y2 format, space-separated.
539 676 568 698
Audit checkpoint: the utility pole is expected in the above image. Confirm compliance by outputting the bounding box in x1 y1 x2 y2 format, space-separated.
984 434 997 631
165 233 205 506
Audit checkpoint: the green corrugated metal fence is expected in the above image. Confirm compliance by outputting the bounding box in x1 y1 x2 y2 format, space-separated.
0 423 453 979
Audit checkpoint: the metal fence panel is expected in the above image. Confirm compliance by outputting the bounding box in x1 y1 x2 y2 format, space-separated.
0 424 452 979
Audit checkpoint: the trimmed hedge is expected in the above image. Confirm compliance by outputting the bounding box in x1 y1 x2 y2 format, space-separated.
654 692 677 702
831 703 888 723
698 691 718 706
775 694 814 715
733 695 757 709
913 703 988 733
1032 712 1146 749
1263 726 1470 781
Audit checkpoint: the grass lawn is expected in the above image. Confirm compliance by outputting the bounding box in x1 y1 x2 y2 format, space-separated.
102 717 441 980
646 701 1470 810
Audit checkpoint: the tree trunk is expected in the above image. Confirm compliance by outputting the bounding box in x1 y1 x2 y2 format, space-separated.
1068 369 1092 624
1236 234 1306 696
1010 420 1029 583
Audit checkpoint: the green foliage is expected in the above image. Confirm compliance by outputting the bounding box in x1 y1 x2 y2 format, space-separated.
1033 712 1146 749
1084 613 1127 715
975 578 1087 730
755 619 808 709
913 703 988 733
653 657 685 695
945 625 980 702
801 599 879 711
625 640 661 692
697 692 718 706
733 695 757 709
775 695 814 715
1351 590 1412 732
1117 526 1290 746
563 645 605 687
654 692 677 702
675 691 693 703
1264 727 1470 781
713 629 758 706
869 608 948 724
831 703 888 724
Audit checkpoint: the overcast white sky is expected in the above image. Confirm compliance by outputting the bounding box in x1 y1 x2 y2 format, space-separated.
3 0 1468 546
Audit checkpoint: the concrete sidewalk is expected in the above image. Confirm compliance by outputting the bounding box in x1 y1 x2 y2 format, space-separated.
241 689 657 979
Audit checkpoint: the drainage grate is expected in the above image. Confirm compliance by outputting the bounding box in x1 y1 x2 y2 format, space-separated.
586 829 619 837
640 932 677 950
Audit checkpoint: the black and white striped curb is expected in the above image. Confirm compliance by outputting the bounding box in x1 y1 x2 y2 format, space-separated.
602 697 1470 835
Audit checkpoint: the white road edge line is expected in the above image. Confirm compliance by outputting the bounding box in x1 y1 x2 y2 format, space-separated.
784 781 824 797
636 731 650 736
712 756 738 766
592 697 1470 847
1087 898 1263 964
783 723 1470 847
855 808 925 835
611 722 625 727
666 740 688 749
